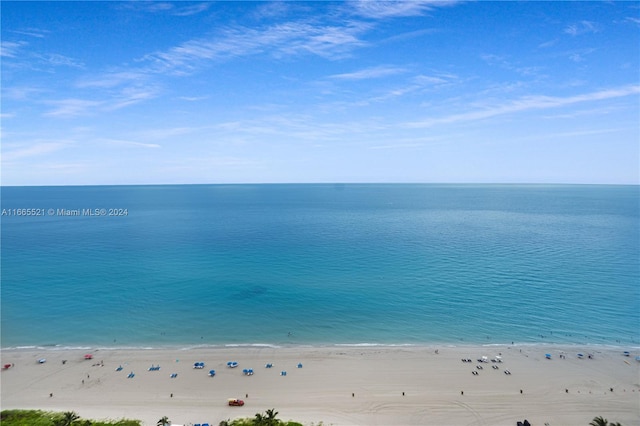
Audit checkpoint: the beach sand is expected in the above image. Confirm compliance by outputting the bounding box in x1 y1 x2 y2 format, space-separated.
1 345 638 426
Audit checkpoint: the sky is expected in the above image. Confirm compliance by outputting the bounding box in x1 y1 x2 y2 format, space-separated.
1 1 639 185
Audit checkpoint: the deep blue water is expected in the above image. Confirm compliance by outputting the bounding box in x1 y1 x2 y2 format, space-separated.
1 184 638 348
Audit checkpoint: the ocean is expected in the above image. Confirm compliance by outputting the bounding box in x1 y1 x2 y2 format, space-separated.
1 184 638 349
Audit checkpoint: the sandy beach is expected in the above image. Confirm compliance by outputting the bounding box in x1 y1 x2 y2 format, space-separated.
1 345 638 426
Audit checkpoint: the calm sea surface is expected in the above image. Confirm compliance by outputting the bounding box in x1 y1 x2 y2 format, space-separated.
1 184 638 349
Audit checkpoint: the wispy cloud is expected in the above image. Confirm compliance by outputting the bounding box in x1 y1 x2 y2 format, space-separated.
173 3 210 17
35 53 85 69
369 142 424 150
142 20 370 75
1 41 27 58
624 17 640 26
76 71 149 89
349 0 458 19
568 48 596 63
564 20 599 36
43 99 102 118
97 138 161 149
330 65 407 80
133 127 198 141
178 95 209 102
105 88 159 111
9 28 50 38
117 2 209 16
2 141 68 161
480 53 543 77
406 85 640 128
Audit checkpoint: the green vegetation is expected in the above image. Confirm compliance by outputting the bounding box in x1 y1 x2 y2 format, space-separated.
1 409 311 426
218 409 304 426
0 410 141 426
589 416 623 426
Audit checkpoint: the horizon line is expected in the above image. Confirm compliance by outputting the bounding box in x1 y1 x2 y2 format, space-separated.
1 181 639 188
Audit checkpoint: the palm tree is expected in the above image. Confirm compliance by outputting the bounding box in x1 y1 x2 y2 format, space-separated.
55 411 80 426
254 412 266 424
265 408 279 421
157 416 170 426
590 417 608 426
589 416 623 426
63 411 80 426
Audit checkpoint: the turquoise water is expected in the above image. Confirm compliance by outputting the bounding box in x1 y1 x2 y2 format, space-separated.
1 184 638 348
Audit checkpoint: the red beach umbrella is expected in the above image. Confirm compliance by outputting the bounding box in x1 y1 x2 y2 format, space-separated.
3 364 11 369
84 354 93 360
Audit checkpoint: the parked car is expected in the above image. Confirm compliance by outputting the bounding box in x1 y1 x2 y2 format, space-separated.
228 398 244 406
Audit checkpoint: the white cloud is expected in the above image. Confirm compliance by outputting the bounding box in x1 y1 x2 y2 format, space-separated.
97 138 161 149
625 17 640 26
9 28 50 38
43 99 102 118
564 20 599 36
406 85 640 128
141 20 370 74
105 88 159 111
1 41 27 58
349 0 457 19
76 71 149 89
330 65 407 80
173 3 210 17
117 1 209 16
36 53 85 69
2 142 68 161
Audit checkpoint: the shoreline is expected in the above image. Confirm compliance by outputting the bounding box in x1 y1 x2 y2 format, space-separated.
3 340 639 352
2 344 638 426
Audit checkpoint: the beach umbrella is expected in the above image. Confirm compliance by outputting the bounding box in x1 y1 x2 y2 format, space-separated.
209 369 216 376
84 354 93 360
545 354 552 359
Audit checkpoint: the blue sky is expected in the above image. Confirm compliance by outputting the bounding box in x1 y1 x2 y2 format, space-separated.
1 1 639 185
